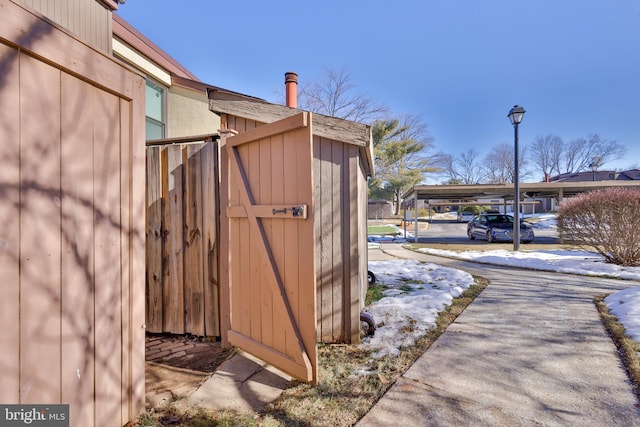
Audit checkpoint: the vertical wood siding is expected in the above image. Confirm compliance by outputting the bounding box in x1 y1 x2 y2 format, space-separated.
18 0 113 52
0 2 145 425
145 142 220 337
314 136 366 343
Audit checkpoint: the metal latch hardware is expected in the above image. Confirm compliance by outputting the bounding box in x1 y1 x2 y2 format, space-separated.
272 206 306 217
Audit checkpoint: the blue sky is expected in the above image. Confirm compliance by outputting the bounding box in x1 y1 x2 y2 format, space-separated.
117 1 640 175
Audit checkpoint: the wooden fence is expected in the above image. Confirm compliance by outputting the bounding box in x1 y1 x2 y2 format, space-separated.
146 138 220 337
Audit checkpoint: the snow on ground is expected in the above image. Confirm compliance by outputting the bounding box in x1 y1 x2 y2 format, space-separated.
417 248 640 281
360 260 475 358
361 213 640 359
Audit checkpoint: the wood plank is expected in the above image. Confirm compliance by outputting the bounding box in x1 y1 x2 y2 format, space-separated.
226 112 308 148
330 140 344 342
201 141 220 337
248 139 262 342
256 136 282 346
270 134 285 353
282 131 301 358
0 42 20 404
228 331 311 382
219 139 231 348
93 88 123 427
146 146 163 332
162 145 184 333
119 96 132 423
293 122 317 378
358 159 369 309
60 72 95 426
183 145 205 336
318 138 334 342
129 74 147 420
235 145 251 337
346 145 360 343
312 138 324 342
19 53 62 404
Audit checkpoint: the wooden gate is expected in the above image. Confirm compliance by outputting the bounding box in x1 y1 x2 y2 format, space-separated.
146 137 219 337
221 112 318 383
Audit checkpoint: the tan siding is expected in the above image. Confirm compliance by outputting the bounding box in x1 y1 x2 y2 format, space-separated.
0 42 20 405
19 54 63 404
129 74 147 420
93 87 124 427
18 0 112 52
1 1 145 423
60 73 96 426
167 87 221 137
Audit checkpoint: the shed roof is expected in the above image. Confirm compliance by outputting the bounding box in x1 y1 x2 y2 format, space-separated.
208 88 374 177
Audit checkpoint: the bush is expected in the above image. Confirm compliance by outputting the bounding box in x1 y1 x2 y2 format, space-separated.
557 187 640 266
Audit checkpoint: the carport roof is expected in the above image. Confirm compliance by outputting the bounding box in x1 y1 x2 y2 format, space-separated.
402 181 640 202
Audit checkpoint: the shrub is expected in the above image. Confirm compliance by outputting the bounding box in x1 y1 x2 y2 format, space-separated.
557 187 640 266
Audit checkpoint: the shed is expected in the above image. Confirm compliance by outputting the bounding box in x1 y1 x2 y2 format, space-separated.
209 77 374 345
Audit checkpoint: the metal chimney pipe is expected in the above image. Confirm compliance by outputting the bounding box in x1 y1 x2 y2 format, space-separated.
285 72 298 108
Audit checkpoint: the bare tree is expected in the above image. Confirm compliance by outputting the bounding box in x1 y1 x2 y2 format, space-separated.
482 142 531 183
297 67 387 123
528 134 563 180
439 149 485 184
562 134 626 173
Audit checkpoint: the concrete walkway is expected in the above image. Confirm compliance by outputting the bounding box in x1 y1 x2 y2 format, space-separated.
360 244 640 426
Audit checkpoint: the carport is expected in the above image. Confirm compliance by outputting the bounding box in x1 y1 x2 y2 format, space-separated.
402 181 640 241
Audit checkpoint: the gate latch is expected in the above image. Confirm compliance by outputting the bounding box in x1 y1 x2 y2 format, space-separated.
272 205 306 218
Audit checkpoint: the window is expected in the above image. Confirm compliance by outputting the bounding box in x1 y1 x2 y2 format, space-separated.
145 79 165 140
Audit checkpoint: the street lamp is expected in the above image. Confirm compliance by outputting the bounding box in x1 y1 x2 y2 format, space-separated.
589 157 600 181
508 105 526 251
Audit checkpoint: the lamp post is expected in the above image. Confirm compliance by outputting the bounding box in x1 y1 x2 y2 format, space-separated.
589 158 600 181
508 105 525 251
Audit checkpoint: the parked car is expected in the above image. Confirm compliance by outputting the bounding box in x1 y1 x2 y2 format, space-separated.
467 213 534 243
457 211 475 222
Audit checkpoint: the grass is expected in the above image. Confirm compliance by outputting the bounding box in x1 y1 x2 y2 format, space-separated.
594 294 640 399
367 224 401 236
136 278 489 426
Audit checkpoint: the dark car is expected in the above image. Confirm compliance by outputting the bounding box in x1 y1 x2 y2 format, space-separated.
467 213 534 243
